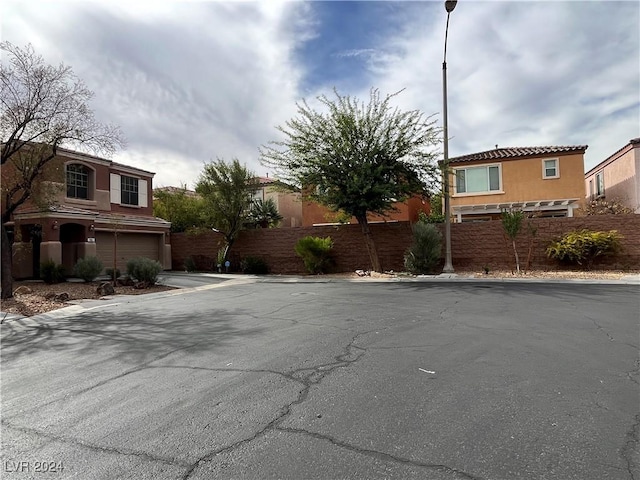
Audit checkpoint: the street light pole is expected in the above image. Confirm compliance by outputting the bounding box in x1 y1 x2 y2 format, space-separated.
442 0 457 273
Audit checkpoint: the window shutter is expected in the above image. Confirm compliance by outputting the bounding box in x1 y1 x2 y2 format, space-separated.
110 173 121 204
139 179 148 207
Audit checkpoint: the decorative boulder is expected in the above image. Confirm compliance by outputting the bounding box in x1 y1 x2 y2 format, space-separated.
54 292 70 302
133 281 150 290
13 286 32 295
97 282 115 296
117 276 134 287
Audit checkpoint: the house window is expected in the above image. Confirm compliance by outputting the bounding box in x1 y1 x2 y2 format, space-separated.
455 165 500 194
542 158 559 179
589 179 594 199
595 172 605 197
121 175 139 205
66 164 89 199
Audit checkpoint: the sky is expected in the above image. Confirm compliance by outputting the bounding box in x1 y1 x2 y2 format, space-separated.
2 0 639 189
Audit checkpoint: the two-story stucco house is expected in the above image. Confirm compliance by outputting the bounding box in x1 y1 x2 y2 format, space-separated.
6 147 171 279
447 145 588 222
584 138 640 213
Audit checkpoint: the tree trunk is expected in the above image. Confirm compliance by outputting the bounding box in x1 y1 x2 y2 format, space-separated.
512 239 520 274
1 223 14 299
356 215 382 273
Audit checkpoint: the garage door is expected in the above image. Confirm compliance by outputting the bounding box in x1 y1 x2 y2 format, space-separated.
96 231 161 273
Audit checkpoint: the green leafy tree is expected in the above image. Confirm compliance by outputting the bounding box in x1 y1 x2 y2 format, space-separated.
261 88 440 272
1 42 123 299
501 209 525 273
195 158 258 261
247 198 283 228
153 186 206 233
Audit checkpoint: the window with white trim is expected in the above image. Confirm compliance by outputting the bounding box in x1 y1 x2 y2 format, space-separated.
595 171 605 197
455 165 501 194
542 158 559 179
121 175 139 205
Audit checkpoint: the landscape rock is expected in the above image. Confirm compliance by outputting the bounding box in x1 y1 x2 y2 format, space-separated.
97 282 115 296
13 286 32 295
45 292 70 302
133 281 150 290
117 277 134 287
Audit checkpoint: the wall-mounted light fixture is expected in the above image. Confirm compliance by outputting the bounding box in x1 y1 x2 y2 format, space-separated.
52 221 58 230
89 224 95 231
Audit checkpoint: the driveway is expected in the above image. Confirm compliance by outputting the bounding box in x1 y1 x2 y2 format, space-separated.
1 278 638 479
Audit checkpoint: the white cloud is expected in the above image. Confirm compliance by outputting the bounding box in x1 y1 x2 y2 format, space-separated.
1 0 638 188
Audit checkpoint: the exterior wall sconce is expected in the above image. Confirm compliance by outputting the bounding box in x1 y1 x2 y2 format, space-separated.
52 221 58 230
89 224 95 231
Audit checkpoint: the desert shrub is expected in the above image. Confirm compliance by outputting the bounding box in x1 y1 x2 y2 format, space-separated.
73 256 103 282
184 256 197 272
546 229 623 267
40 260 66 284
294 236 333 274
105 268 121 281
404 222 442 274
126 257 163 285
240 256 269 274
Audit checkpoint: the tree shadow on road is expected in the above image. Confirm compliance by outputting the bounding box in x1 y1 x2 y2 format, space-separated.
1 307 264 365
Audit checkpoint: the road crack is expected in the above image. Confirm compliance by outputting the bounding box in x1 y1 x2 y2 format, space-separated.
275 426 484 480
1 421 190 468
180 330 372 479
621 414 640 480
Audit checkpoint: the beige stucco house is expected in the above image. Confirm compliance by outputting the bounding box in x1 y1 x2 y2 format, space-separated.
252 176 303 227
584 138 640 213
448 145 588 222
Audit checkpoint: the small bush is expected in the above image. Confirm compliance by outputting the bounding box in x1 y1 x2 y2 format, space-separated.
40 260 66 284
240 256 269 274
294 236 333 274
546 229 623 267
184 256 197 272
404 222 442 274
126 257 163 285
73 256 103 282
105 268 121 281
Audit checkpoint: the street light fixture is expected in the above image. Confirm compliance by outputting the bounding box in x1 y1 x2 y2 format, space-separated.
442 0 457 273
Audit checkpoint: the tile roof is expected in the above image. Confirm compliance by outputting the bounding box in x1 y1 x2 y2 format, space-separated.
449 145 588 164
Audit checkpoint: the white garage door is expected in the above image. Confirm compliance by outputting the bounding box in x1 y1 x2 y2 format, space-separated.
96 231 161 273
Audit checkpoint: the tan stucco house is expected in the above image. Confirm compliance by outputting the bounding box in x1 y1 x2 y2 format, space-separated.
584 138 640 213
6 147 171 279
252 176 303 227
447 145 588 222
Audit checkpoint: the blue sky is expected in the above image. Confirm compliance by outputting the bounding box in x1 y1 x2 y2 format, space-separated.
2 1 639 189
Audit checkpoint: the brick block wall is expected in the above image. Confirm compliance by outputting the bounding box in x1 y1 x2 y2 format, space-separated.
171 215 640 273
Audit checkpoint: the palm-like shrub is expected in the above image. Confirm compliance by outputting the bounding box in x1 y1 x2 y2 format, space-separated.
404 222 442 274
295 236 333 274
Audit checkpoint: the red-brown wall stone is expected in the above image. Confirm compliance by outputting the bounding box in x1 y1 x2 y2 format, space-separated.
171 215 640 273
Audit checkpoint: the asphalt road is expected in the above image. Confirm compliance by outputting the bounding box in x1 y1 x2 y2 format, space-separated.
1 277 638 480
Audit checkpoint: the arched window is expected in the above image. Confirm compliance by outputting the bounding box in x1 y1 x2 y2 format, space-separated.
66 164 90 199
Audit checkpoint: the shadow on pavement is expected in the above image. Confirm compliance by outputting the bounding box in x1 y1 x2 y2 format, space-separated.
1 307 264 365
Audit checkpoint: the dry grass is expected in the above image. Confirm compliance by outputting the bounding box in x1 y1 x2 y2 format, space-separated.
1 281 175 318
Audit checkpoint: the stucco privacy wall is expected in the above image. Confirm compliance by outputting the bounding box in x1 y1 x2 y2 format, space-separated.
171 215 640 273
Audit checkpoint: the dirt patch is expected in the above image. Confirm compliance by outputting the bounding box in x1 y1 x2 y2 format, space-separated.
1 281 175 318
